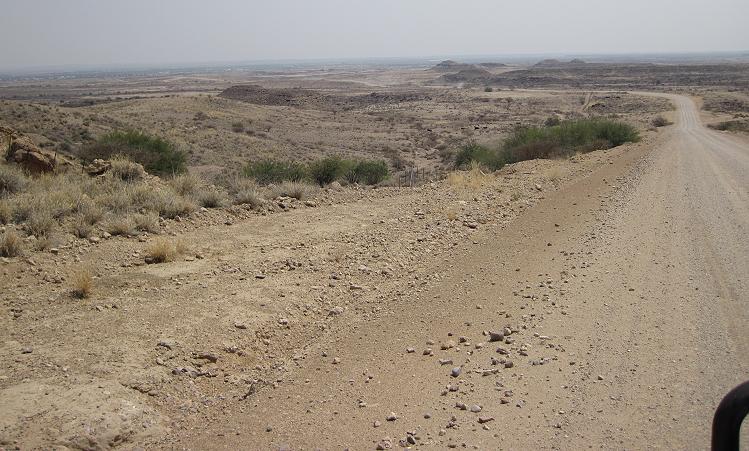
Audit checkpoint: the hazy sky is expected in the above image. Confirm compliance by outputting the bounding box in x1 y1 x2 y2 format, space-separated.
2 0 748 70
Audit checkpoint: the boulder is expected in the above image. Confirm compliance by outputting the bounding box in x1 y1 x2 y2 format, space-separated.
3 128 58 174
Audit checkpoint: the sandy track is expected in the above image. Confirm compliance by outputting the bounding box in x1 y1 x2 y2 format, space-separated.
171 94 749 450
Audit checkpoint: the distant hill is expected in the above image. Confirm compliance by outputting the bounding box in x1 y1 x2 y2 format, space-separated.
431 60 507 72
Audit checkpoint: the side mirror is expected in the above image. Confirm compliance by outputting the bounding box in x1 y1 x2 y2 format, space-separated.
713 381 749 451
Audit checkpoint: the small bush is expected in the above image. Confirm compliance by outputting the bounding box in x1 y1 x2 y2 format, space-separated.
27 209 56 237
133 212 160 233
109 157 145 182
269 181 315 200
146 189 196 219
193 185 228 208
709 120 749 133
651 116 672 127
169 173 202 196
0 229 22 257
70 215 94 238
145 238 184 263
454 143 505 170
346 160 390 185
81 130 187 176
70 269 93 299
0 200 11 224
308 156 346 186
243 160 307 185
0 164 28 198
106 217 134 236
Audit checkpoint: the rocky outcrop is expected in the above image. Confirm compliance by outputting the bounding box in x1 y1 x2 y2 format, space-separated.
2 126 63 174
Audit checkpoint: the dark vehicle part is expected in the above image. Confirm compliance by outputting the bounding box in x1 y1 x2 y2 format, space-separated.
712 380 749 451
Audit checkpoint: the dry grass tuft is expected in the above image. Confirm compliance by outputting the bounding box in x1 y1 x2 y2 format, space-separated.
145 238 185 263
132 212 160 233
70 215 94 238
26 209 56 238
544 166 564 183
0 200 11 224
0 229 23 257
447 163 491 193
70 268 93 299
168 173 203 196
106 217 134 236
269 181 316 200
109 156 145 182
193 185 229 208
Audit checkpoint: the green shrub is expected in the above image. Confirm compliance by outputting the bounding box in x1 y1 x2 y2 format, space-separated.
503 119 639 162
242 160 307 185
81 130 187 176
345 160 390 185
454 143 505 170
308 156 346 186
454 119 639 170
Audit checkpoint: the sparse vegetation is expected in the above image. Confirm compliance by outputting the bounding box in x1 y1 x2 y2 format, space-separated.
109 156 145 182
454 119 640 170
269 181 316 200
145 238 185 263
106 217 134 236
345 160 390 185
455 143 505 171
308 156 346 186
70 269 93 299
709 120 749 133
244 157 389 187
132 212 160 233
651 116 672 127
81 130 187 176
242 160 307 185
0 229 22 257
0 164 28 198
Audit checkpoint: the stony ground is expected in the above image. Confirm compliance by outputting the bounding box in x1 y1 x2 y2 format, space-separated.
0 125 662 449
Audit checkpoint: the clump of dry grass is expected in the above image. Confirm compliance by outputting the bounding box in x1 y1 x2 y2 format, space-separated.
269 181 316 200
226 177 265 208
145 237 185 263
193 185 228 208
0 229 23 257
445 207 459 221
544 166 564 183
70 268 93 299
132 212 159 233
0 200 11 224
447 162 491 193
109 157 145 182
168 173 202 196
106 217 134 236
146 188 197 219
70 215 94 238
26 208 56 238
0 164 28 198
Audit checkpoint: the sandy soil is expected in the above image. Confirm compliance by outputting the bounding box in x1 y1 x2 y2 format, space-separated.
1 61 748 449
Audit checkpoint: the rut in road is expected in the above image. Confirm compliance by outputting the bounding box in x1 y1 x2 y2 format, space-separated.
172 94 748 450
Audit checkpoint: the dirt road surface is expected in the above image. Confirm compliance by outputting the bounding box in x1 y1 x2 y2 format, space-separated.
172 95 748 450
